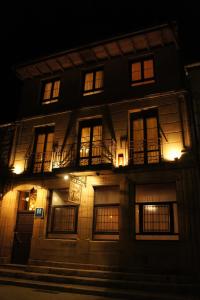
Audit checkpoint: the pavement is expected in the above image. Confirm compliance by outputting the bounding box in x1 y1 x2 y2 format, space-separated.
0 284 124 300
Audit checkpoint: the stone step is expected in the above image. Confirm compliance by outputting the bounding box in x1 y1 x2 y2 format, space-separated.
0 276 188 300
0 263 195 284
0 266 199 296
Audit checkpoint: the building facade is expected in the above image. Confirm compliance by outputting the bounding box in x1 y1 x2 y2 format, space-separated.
0 24 199 276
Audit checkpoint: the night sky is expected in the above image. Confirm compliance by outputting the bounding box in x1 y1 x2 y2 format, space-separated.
1 1 199 124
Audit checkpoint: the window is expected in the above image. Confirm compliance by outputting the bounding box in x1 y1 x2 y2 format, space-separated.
131 58 155 86
48 189 78 235
130 109 160 165
83 69 103 96
41 79 60 104
93 186 120 240
31 126 54 173
18 188 37 211
78 119 102 166
94 205 119 233
135 183 179 240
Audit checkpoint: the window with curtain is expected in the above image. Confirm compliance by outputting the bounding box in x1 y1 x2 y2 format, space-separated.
48 189 78 234
131 58 155 86
83 69 104 96
31 126 54 173
130 109 160 165
93 186 120 240
78 119 102 166
135 183 179 240
41 78 60 104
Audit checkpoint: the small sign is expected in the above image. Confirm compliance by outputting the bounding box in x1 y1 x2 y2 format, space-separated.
34 207 44 218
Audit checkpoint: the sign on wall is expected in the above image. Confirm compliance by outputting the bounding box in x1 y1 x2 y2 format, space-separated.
34 207 44 218
68 180 82 204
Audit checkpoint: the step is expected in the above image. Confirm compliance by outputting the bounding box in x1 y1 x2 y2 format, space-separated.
0 276 188 300
0 263 196 284
0 266 199 296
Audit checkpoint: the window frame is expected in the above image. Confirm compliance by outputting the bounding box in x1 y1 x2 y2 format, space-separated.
51 205 79 234
31 126 54 173
129 108 161 165
82 68 104 96
130 57 155 86
77 118 102 166
93 203 120 235
137 201 175 235
40 78 60 105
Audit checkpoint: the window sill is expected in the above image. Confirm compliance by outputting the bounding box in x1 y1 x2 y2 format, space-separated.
131 79 155 87
42 99 59 105
47 233 77 239
136 234 179 241
83 90 103 96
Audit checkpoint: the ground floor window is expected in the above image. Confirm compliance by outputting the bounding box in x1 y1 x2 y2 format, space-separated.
135 183 179 240
47 189 78 238
93 186 120 240
94 205 119 233
52 205 78 233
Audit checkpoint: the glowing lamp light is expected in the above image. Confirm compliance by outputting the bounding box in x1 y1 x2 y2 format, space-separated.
64 174 69 180
13 164 24 174
168 149 182 161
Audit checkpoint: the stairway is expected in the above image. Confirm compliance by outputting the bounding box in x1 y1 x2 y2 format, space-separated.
0 262 199 299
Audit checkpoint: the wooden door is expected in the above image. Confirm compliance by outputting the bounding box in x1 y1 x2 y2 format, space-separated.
11 212 34 264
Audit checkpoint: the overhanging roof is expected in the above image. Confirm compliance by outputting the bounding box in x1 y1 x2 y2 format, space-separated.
16 23 178 80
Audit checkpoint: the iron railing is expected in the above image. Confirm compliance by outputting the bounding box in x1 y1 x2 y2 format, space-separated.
52 139 116 169
23 138 162 174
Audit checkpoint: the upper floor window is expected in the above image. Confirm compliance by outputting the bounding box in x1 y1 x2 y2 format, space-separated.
130 109 161 165
31 126 54 173
41 79 60 104
131 58 155 86
83 69 103 96
78 119 102 166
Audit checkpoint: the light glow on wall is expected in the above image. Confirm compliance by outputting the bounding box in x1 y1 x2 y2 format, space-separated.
164 146 183 161
13 163 24 174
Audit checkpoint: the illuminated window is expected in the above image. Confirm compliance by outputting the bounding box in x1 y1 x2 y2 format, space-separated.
94 206 119 233
48 189 78 234
93 186 120 239
131 58 155 86
31 126 54 173
83 69 103 96
41 79 60 104
135 183 179 239
18 189 37 211
78 119 102 166
130 109 161 165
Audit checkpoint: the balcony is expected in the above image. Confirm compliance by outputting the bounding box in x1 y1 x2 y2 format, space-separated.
53 139 116 171
15 137 184 176
22 139 116 174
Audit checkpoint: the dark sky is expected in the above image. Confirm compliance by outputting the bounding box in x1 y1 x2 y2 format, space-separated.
1 1 199 123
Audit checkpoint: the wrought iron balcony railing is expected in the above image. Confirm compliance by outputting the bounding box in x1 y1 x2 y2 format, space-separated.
22 138 162 174
23 139 116 173
52 139 116 169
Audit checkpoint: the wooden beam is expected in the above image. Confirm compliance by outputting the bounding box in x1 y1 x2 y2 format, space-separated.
55 59 65 72
45 61 54 73
116 41 124 56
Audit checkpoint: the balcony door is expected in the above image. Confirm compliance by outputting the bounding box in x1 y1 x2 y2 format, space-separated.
78 119 102 166
130 109 160 165
32 126 54 173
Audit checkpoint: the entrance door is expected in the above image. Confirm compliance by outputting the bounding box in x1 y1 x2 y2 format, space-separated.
12 190 36 264
12 212 34 264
